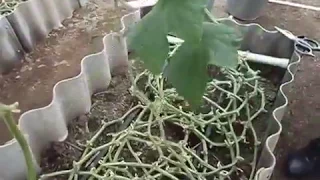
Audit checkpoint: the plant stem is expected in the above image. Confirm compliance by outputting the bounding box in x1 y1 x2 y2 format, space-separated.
0 103 37 180
204 8 218 23
40 59 265 179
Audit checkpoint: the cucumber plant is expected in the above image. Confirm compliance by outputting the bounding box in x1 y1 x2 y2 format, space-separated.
127 0 241 107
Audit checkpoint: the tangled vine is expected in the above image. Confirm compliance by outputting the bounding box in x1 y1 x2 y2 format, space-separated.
40 57 266 180
0 0 25 15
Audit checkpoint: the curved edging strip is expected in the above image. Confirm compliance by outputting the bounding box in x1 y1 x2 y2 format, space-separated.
218 17 300 180
0 16 24 74
0 0 80 74
0 9 300 180
255 53 300 180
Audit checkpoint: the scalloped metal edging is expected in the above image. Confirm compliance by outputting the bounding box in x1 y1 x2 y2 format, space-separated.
0 0 81 74
0 9 300 180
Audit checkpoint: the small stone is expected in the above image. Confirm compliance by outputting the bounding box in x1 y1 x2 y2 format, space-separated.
54 60 70 67
38 64 46 68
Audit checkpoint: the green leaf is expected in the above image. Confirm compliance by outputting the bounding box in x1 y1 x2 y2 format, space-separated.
166 43 209 107
166 22 240 107
202 22 239 68
127 0 242 107
127 9 169 74
159 0 208 43
127 0 208 74
210 41 238 68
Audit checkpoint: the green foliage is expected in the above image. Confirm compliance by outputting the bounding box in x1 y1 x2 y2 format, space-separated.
0 103 37 180
127 9 169 74
128 0 240 107
203 23 241 67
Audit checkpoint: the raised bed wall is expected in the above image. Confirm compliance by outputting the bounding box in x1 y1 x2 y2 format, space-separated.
0 0 81 74
0 17 24 74
0 8 300 180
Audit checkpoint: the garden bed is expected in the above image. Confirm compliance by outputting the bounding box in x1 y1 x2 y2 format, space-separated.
40 73 134 177
0 0 129 143
0 10 300 180
39 59 283 179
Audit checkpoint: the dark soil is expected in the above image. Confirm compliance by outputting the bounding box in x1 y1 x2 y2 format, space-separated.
38 60 283 180
40 73 134 178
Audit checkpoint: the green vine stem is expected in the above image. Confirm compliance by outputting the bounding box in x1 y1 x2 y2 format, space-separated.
40 56 266 180
0 0 22 15
0 102 37 180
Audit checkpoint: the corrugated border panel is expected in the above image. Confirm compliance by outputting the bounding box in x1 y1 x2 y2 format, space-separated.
0 16 24 74
0 0 80 74
221 19 300 180
0 10 300 180
6 0 80 52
